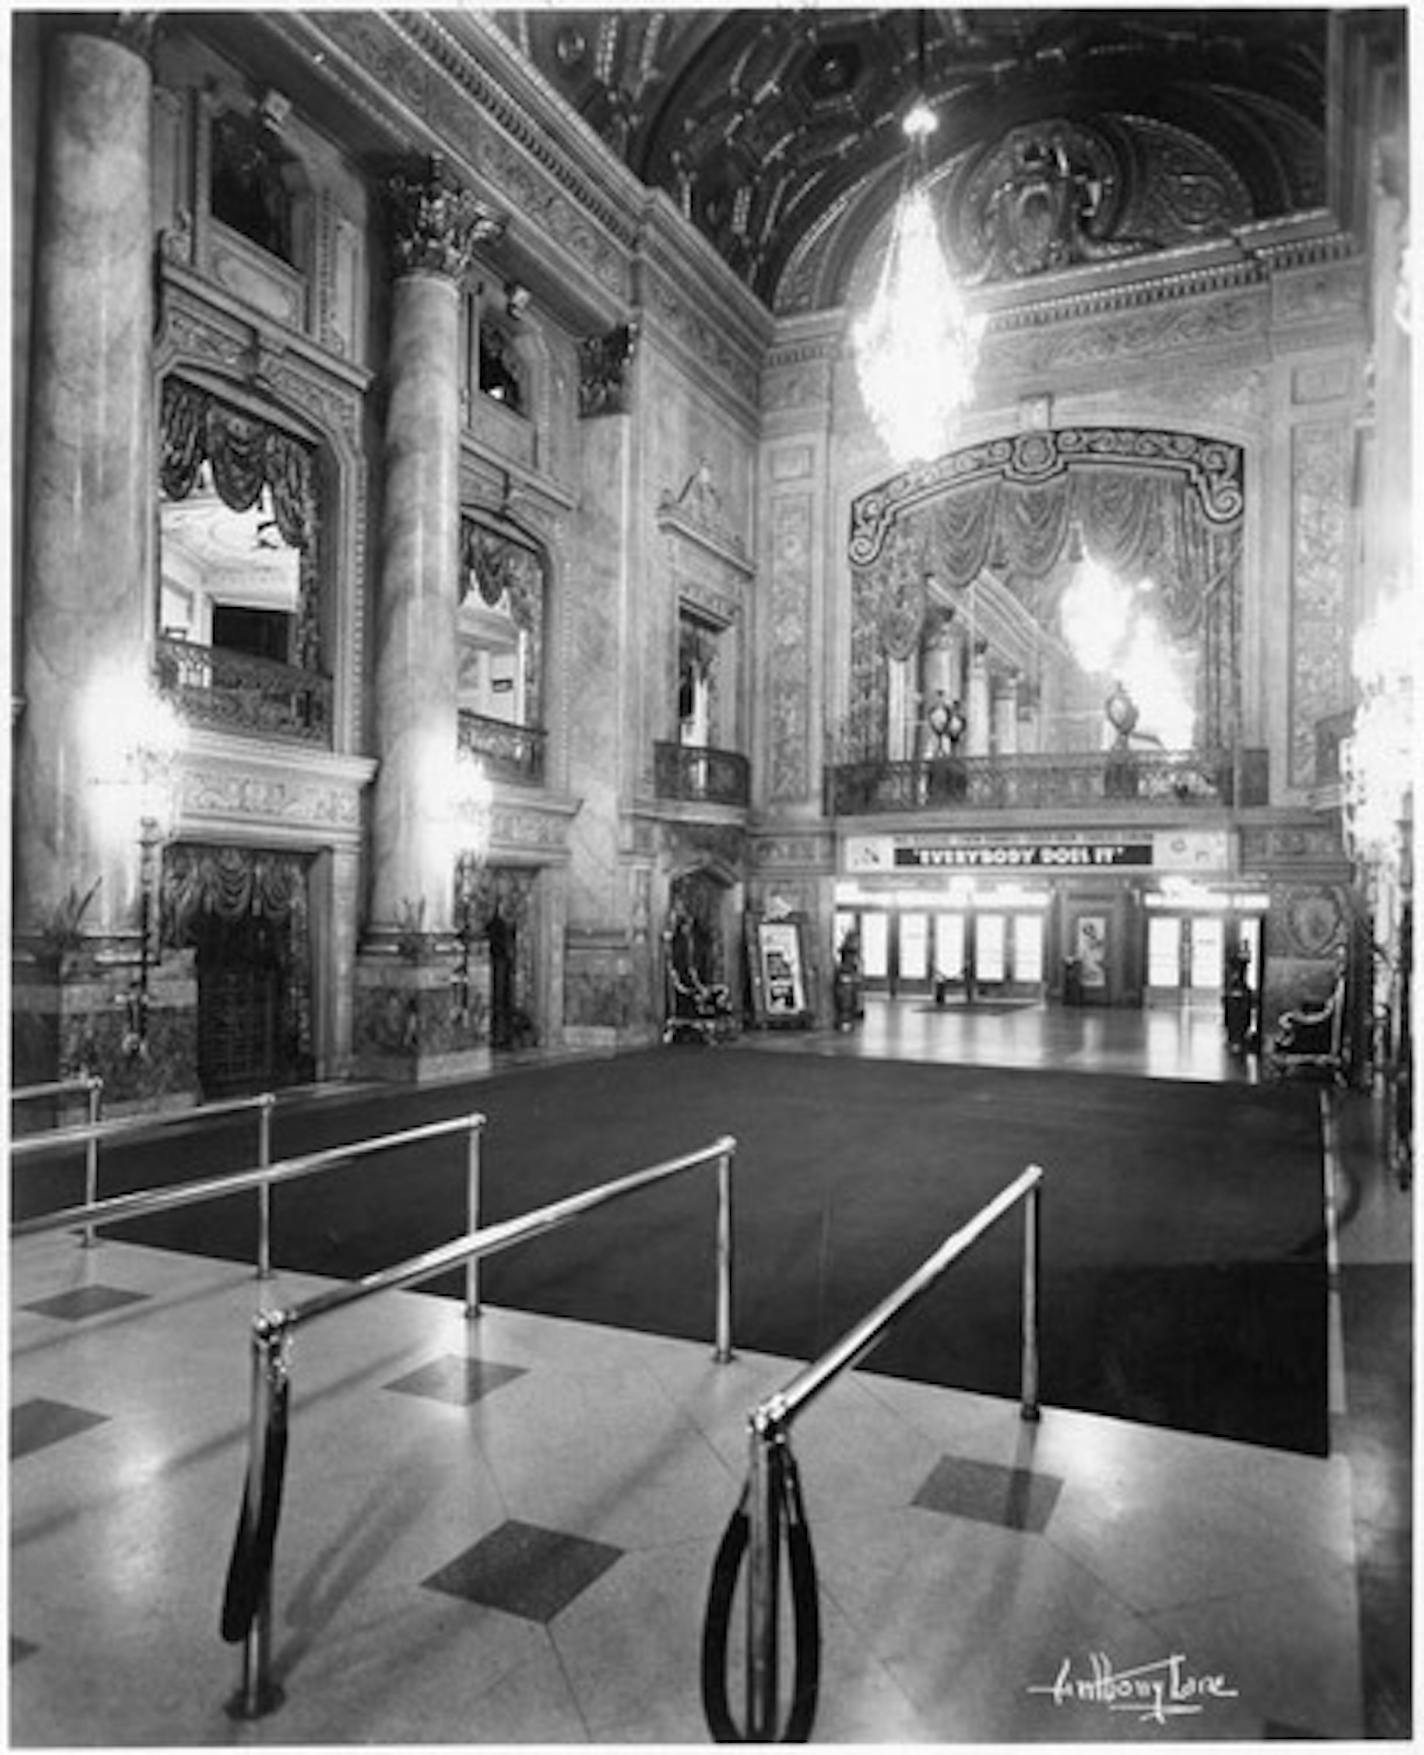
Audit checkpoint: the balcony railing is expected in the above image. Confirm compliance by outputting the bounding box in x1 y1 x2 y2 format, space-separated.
156 636 332 745
457 709 546 785
824 748 1269 816
654 741 751 808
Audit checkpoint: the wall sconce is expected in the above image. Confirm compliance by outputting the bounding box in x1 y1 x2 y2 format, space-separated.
85 671 185 1055
449 751 493 1027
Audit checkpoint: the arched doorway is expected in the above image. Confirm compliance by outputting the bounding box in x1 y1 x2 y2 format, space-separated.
162 843 315 1098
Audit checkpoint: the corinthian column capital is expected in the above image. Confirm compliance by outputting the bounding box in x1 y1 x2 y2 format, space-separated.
383 155 505 282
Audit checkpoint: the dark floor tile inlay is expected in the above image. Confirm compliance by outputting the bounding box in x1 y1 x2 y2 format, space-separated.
912 1452 1064 1534
422 1519 622 1623
21 1285 150 1322
385 1355 527 1407
11 1397 110 1461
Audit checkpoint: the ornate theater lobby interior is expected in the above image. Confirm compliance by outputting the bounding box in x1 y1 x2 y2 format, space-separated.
9 1008 1412 1743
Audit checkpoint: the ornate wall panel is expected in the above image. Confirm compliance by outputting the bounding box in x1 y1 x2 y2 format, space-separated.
1288 422 1351 786
768 495 815 802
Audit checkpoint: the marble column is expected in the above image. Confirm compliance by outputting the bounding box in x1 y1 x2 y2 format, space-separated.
368 159 503 944
10 19 197 1100
358 161 504 1082
16 18 155 944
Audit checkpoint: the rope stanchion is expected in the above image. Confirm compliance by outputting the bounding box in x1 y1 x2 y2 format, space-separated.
220 1369 289 1647
701 1440 820 1743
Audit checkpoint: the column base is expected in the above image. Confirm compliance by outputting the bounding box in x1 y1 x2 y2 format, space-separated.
10 947 199 1113
354 949 491 1084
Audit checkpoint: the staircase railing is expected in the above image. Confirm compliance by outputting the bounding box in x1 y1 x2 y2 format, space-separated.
702 1163 1044 1743
219 1132 737 1718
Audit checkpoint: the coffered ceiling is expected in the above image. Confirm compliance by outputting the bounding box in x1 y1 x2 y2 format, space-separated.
491 8 1330 313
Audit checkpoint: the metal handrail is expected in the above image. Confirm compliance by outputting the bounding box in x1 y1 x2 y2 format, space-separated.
12 1076 104 1108
10 1107 482 1289
11 1092 274 1260
226 1132 737 1718
10 1077 104 1243
738 1163 1044 1742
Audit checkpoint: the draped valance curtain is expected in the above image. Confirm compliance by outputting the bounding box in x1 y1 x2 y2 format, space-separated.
847 440 1243 760
160 842 314 1064
460 518 546 721
159 379 323 673
908 467 1239 639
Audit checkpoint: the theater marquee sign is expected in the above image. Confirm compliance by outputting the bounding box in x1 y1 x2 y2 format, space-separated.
844 830 1231 875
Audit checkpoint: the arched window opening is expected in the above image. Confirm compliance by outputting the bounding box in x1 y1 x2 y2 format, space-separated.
458 518 547 784
157 378 330 744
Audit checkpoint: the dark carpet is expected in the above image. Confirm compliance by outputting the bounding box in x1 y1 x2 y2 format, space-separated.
23 1049 1328 1456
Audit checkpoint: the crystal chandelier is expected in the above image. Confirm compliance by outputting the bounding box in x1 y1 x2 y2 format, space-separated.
853 87 983 469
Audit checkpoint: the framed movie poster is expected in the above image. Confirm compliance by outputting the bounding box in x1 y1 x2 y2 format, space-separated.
745 915 813 1028
1075 914 1108 989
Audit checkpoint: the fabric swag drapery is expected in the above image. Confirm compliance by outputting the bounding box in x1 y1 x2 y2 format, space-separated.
846 429 1243 759
160 379 323 673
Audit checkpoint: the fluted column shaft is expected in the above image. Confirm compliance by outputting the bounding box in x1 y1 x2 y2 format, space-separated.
17 21 153 937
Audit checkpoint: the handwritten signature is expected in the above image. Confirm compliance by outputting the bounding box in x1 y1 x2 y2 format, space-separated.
1027 1652 1239 1726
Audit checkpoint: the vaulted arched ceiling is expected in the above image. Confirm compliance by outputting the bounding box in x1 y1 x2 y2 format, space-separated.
491 8 1329 313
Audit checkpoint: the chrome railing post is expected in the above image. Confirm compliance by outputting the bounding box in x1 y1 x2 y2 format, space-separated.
465 1114 484 1320
714 1140 734 1363
1020 1173 1042 1422
745 1418 782 1742
234 1319 282 1718
256 1095 276 1280
81 1076 103 1249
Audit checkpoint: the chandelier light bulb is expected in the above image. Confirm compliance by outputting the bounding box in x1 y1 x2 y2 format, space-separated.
852 180 984 469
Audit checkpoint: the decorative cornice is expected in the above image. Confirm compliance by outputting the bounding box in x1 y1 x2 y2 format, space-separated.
396 11 642 253
281 11 629 309
639 253 762 417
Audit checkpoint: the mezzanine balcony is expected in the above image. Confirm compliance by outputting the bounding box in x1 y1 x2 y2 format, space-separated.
156 635 332 745
457 708 546 785
653 740 751 808
824 747 1269 817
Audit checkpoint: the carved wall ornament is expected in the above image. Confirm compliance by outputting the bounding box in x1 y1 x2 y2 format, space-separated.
954 121 1153 283
578 322 638 417
383 156 505 282
657 458 752 573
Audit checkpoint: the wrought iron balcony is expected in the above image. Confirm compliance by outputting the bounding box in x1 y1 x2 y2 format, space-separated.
824 748 1269 816
654 740 751 807
457 709 546 784
156 636 331 745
